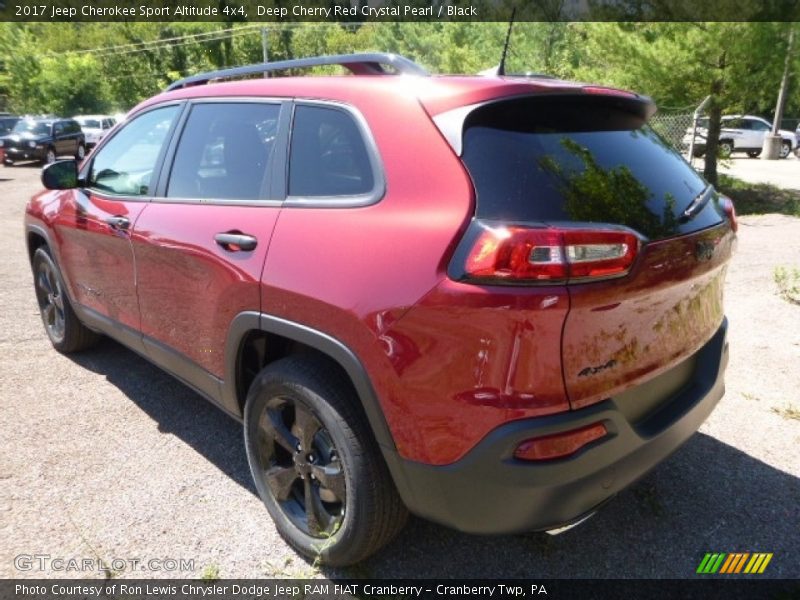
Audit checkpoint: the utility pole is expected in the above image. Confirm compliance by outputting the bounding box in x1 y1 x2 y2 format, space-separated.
261 27 269 77
762 25 795 159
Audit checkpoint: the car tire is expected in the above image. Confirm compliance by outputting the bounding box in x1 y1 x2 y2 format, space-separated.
747 150 761 158
32 247 100 353
44 147 56 164
779 141 791 159
75 143 86 161
718 141 733 158
243 355 408 566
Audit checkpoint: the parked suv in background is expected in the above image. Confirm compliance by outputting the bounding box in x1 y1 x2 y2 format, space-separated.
25 53 736 566
684 115 797 158
74 114 117 148
2 117 85 165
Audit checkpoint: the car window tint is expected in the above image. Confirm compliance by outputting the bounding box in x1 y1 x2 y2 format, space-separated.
53 123 64 135
462 96 720 241
88 106 178 196
749 120 770 131
288 105 374 197
167 103 279 201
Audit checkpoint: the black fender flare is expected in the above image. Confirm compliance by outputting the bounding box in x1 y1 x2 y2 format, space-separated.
223 311 398 454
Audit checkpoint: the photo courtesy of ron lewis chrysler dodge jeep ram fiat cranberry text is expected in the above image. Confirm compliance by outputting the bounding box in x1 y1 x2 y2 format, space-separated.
25 53 735 566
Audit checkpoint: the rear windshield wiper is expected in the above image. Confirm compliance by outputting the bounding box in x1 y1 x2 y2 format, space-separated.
679 186 712 223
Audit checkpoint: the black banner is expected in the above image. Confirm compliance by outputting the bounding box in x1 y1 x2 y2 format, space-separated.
3 580 800 600
2 0 800 23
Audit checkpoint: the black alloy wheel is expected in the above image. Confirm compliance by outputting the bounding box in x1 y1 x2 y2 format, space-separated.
243 356 408 566
255 395 346 537
31 247 99 353
34 254 66 344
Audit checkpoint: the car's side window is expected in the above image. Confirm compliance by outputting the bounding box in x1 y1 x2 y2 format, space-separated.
53 123 64 136
166 102 279 201
288 105 374 198
750 120 770 132
88 106 179 197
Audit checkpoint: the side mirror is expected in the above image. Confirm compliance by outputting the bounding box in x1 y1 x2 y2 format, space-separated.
41 160 79 190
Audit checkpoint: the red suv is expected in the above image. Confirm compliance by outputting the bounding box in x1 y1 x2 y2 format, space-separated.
25 53 735 566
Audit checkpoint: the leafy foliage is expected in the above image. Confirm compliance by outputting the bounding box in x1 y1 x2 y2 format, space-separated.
0 22 796 142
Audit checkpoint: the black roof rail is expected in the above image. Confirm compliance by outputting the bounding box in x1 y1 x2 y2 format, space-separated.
166 52 428 92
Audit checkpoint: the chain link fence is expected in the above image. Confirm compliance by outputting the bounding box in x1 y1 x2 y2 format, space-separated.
650 112 694 154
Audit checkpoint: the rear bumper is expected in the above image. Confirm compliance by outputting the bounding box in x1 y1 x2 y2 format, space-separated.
387 318 728 534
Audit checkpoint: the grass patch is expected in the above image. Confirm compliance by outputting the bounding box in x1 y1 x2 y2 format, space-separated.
770 405 800 421
201 564 220 581
717 174 800 217
774 266 800 305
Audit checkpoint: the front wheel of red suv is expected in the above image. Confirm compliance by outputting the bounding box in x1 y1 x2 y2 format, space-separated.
243 355 407 566
32 247 99 353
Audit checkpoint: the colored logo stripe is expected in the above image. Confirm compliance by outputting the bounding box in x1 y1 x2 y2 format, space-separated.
697 552 773 574
744 553 773 574
697 553 726 573
719 553 749 573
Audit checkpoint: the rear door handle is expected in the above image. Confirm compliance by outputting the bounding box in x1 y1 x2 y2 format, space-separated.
105 215 130 231
214 232 258 252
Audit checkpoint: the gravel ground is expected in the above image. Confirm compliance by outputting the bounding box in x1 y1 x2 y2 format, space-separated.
699 152 800 190
1 164 798 580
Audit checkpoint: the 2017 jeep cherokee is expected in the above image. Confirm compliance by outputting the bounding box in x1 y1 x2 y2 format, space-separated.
25 53 735 566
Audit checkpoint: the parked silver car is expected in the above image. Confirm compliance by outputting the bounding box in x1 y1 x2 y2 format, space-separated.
683 115 797 159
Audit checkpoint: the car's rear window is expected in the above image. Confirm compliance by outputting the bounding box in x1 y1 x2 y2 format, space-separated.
289 105 374 198
462 97 723 240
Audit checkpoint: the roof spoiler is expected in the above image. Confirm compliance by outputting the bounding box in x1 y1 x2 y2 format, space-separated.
166 52 428 92
433 90 656 156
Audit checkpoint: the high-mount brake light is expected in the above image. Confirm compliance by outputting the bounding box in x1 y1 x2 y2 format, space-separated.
582 86 638 99
460 223 639 284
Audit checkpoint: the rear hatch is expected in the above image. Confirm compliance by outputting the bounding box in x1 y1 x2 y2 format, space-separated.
457 94 736 410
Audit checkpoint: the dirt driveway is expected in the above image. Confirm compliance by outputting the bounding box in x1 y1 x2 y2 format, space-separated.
1 164 798 579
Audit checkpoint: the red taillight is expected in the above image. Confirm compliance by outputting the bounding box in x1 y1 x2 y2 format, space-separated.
514 422 608 461
720 196 737 232
465 226 566 281
461 223 639 284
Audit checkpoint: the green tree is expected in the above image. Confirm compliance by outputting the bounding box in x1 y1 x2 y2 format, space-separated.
571 22 795 186
33 54 112 115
